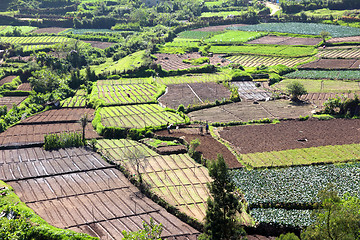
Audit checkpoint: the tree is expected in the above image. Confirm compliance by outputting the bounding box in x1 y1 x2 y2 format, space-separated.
79 114 88 145
201 155 246 240
125 147 148 184
122 218 163 240
302 184 360 240
320 31 331 43
29 69 61 93
286 81 307 102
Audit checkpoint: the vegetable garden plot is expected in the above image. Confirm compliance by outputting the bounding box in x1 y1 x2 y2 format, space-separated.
100 104 186 129
242 143 360 168
219 118 360 155
0 122 99 147
246 35 322 46
21 108 95 124
231 81 272 101
91 82 163 106
156 72 230 85
285 70 360 80
61 89 88 108
225 55 311 67
0 96 27 109
158 82 231 110
298 58 360 69
0 36 70 45
96 139 212 222
317 47 360 59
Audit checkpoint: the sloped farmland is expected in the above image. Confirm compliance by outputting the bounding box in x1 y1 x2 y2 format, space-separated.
21 108 95 124
232 81 272 101
0 96 27 109
99 104 186 129
226 55 312 67
0 147 200 239
317 47 360 59
61 89 88 108
156 72 230 85
97 139 212 222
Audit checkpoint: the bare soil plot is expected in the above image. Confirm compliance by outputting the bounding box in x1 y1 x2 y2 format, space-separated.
83 40 115 49
0 75 16 86
219 118 360 154
156 128 242 169
17 82 31 91
0 123 99 147
32 27 69 34
317 47 360 58
191 24 247 32
247 35 321 46
299 58 360 69
232 81 272 101
327 36 360 44
21 108 95 124
188 100 315 123
158 82 231 109
2 147 199 239
226 55 311 67
154 53 229 71
0 96 27 109
300 91 360 109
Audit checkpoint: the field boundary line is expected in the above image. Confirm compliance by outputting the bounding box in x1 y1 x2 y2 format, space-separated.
187 84 203 103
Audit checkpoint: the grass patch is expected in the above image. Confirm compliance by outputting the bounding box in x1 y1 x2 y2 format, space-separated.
205 31 266 44
177 31 218 40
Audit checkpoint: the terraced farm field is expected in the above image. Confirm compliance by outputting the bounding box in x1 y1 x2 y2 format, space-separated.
232 81 272 101
97 139 212 222
0 75 16 86
99 104 186 129
21 108 95 124
299 58 360 69
317 47 360 58
91 81 164 106
226 55 312 67
61 89 88 108
246 35 322 45
285 70 360 80
0 96 27 109
0 36 70 45
156 73 230 85
0 147 199 239
300 92 360 109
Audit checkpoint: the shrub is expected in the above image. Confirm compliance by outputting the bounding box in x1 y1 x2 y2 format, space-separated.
299 115 310 121
287 81 307 101
177 104 185 113
44 132 84 150
231 71 252 81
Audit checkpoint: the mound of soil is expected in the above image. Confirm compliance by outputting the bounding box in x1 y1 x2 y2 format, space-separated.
156 127 242 169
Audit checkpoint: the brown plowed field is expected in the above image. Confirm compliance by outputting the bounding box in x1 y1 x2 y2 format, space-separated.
83 40 115 49
247 35 321 46
188 100 315 123
158 82 231 109
299 58 360 69
219 118 360 154
191 24 247 32
17 83 32 91
0 123 99 147
1 147 200 239
232 81 272 101
154 53 229 71
32 27 69 34
0 75 16 86
0 96 27 109
156 128 242 168
21 108 95 124
327 36 360 44
300 92 360 109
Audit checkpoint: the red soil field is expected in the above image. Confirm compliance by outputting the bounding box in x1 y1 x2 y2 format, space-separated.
0 123 99 147
154 53 229 71
156 127 242 168
158 82 231 109
191 24 247 32
32 27 69 34
0 147 199 239
0 75 16 86
247 35 322 46
22 108 95 124
83 40 115 49
327 36 360 44
17 82 32 91
219 118 360 154
299 58 360 69
0 96 27 109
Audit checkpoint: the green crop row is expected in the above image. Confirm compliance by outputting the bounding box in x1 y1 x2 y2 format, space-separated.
230 22 360 38
285 70 360 80
177 31 217 40
0 36 70 45
205 31 266 44
211 45 317 57
232 161 360 207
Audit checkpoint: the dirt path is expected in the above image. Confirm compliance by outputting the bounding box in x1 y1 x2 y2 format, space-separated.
265 1 280 16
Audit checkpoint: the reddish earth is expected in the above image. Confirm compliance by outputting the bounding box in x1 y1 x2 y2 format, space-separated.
83 40 115 49
0 75 16 86
328 36 360 44
300 92 360 109
299 58 360 69
219 118 360 154
17 83 32 91
0 96 27 109
22 108 95 124
158 82 231 109
156 127 242 168
247 35 322 46
32 27 69 34
191 24 247 32
0 147 199 239
154 53 229 71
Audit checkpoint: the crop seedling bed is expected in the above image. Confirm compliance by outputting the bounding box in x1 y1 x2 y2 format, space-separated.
301 92 360 109
299 58 360 69
328 36 360 44
285 70 360 80
232 82 272 101
317 47 360 59
156 72 230 85
0 75 16 86
225 55 311 67
158 82 231 110
246 35 322 46
21 108 95 124
220 118 360 154
0 96 27 109
191 24 247 32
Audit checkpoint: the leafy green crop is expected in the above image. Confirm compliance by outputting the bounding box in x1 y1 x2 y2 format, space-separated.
285 70 360 80
251 208 313 227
